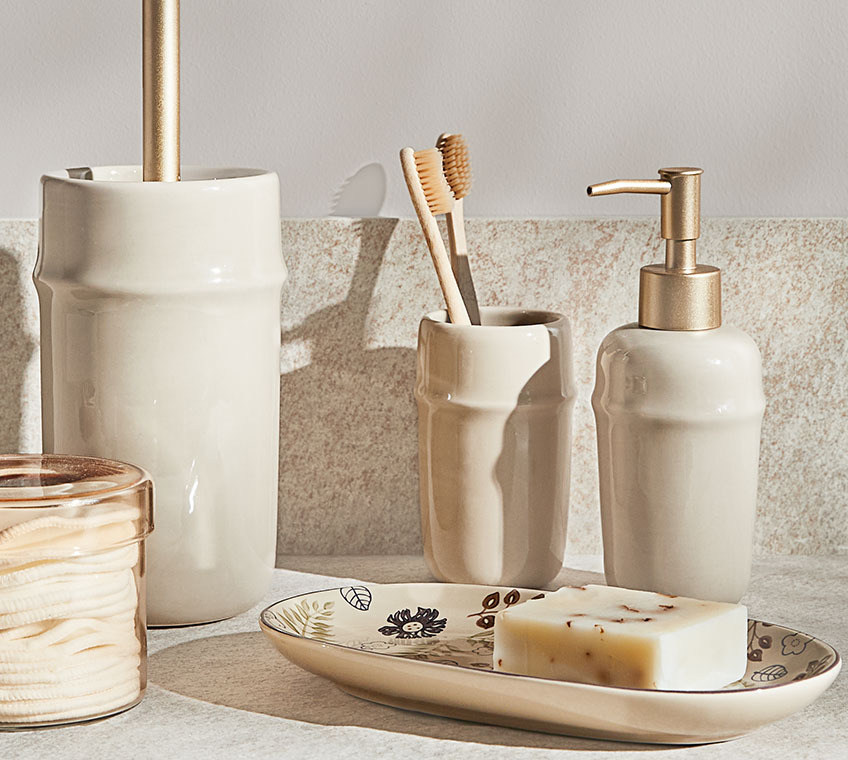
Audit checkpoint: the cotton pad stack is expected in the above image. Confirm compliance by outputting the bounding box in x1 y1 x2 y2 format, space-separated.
0 456 152 728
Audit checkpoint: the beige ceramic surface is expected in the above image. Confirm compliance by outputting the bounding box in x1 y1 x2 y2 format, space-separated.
260 582 841 745
1 218 845 557
35 167 286 625
416 308 575 586
594 324 765 603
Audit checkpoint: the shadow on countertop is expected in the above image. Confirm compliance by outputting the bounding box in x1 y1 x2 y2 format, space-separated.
149 630 663 752
149 559 622 752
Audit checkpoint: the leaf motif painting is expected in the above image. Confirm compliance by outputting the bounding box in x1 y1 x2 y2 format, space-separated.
751 664 788 682
340 586 372 611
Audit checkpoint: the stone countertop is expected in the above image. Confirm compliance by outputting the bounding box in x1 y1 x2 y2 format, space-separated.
5 555 846 759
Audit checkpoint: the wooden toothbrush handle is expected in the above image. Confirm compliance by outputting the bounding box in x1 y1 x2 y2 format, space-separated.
400 149 471 325
446 199 481 325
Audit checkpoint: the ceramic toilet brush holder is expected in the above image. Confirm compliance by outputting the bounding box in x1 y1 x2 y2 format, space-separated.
35 166 286 625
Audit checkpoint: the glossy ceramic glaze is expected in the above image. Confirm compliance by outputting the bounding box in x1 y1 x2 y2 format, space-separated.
260 583 841 744
415 308 575 586
35 167 286 625
593 324 765 603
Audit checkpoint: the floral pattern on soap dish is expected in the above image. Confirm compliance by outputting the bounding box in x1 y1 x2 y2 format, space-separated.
262 585 838 691
379 607 447 639
466 588 545 630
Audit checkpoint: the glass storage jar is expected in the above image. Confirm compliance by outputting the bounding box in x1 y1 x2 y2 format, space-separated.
0 454 152 728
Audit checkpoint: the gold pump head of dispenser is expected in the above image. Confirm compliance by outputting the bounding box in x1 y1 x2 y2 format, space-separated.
587 167 721 330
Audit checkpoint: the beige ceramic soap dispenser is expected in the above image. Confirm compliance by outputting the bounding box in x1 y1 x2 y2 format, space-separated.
588 168 765 603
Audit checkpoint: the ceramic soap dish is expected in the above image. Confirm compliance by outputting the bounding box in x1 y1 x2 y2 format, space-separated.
260 582 840 745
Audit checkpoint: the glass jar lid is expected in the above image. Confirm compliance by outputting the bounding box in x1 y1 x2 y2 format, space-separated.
0 454 153 557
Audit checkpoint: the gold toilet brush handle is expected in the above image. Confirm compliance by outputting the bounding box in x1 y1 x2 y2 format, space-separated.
143 0 180 182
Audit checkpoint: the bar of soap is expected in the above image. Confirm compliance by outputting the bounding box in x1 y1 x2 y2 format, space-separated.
493 584 747 690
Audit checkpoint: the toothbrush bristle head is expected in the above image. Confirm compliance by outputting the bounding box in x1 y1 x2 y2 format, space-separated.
436 133 472 200
413 148 454 215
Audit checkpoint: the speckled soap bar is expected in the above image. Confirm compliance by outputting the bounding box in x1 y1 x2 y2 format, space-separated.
493 585 747 690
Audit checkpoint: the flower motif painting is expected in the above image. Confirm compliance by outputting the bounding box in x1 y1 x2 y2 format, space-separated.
781 633 810 656
379 607 447 639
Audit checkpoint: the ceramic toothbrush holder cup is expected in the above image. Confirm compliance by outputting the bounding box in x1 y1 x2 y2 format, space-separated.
415 307 576 587
35 166 286 626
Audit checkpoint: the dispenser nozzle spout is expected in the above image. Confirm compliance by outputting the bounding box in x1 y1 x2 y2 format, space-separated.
586 179 672 197
587 168 703 266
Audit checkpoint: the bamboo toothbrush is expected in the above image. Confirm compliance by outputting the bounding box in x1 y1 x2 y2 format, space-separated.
436 133 481 325
400 147 471 325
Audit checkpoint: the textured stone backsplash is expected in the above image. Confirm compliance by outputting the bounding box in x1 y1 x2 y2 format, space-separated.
1 217 845 557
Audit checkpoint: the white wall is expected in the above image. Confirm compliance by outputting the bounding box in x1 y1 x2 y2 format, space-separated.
2 1 846 218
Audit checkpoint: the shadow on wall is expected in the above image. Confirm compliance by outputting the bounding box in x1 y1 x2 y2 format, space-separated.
329 163 387 218
277 216 420 555
0 248 36 451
